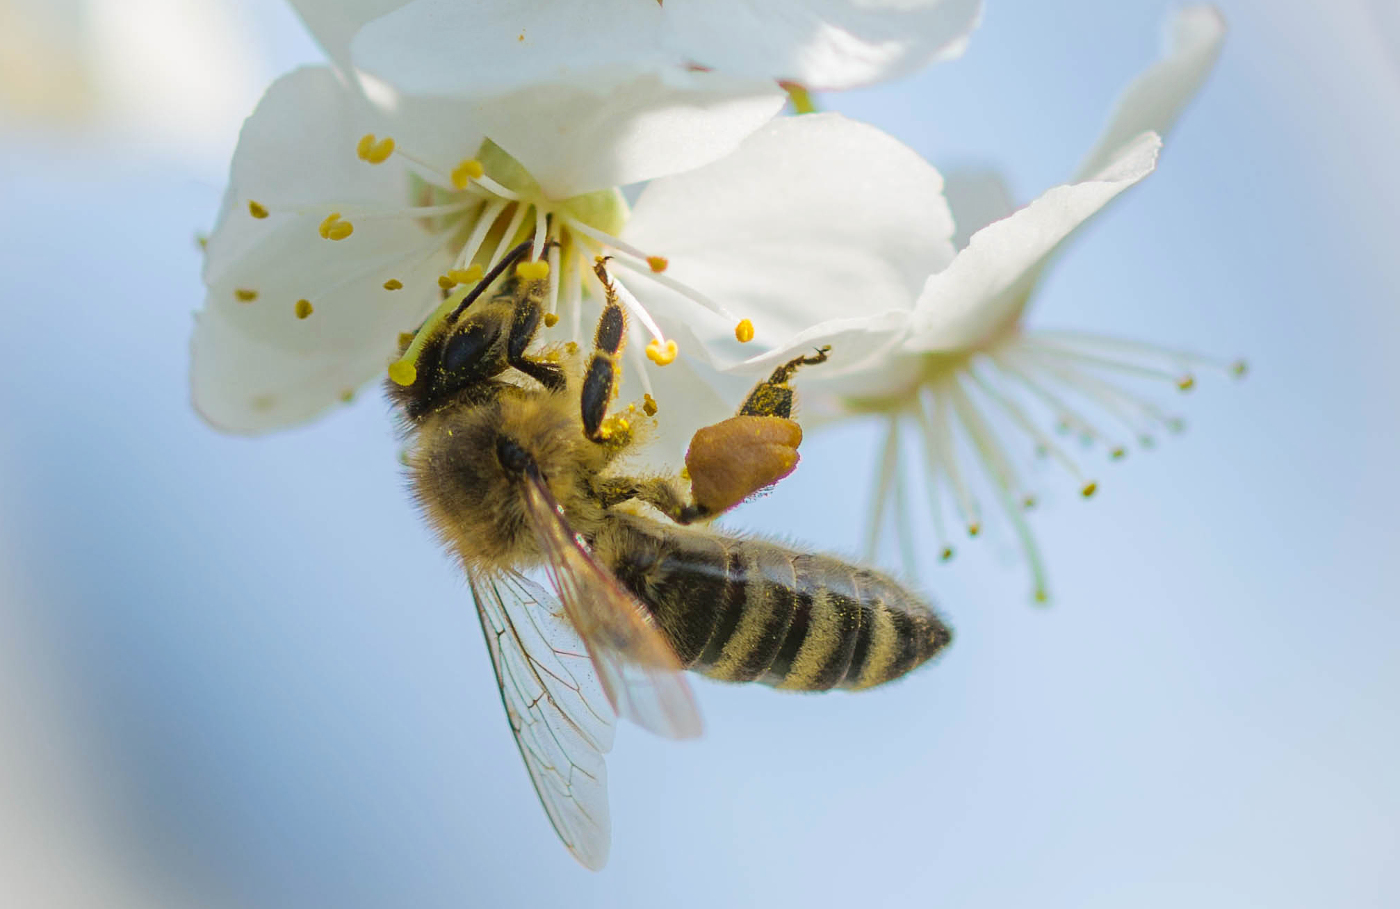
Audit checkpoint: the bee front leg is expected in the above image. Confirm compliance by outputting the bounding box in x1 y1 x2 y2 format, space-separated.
506 276 566 392
684 346 832 516
581 261 627 442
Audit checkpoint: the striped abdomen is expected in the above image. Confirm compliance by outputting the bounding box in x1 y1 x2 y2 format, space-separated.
604 516 951 691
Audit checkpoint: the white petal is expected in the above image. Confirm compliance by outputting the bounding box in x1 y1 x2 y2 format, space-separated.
285 0 412 73
204 66 410 292
623 113 954 360
943 168 1016 251
662 0 983 90
459 72 786 198
349 0 667 97
1073 4 1225 181
192 214 452 434
908 132 1162 352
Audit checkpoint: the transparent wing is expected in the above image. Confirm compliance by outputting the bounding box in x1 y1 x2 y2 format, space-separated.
469 570 616 870
521 474 704 741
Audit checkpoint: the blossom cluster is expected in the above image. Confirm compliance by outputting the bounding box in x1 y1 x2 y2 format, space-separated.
194 0 1236 600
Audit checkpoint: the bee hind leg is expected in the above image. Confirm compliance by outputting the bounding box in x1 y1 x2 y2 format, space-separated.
738 345 831 418
595 477 711 525
678 345 830 516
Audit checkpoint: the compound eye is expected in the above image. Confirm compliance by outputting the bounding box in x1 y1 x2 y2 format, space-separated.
439 321 501 378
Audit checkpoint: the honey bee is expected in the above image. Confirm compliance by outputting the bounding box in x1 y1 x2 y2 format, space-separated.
388 241 951 869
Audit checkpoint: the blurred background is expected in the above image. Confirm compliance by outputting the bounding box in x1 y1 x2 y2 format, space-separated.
1 0 1396 906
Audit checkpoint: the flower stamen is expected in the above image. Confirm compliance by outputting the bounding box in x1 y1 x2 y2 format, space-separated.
356 133 395 164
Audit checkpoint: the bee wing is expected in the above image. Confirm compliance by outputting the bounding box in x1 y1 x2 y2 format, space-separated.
521 473 704 742
469 570 616 870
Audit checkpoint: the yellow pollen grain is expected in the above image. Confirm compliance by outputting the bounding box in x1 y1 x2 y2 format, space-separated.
397 331 415 348
940 547 954 562
1081 482 1099 498
319 212 353 240
1176 375 1196 392
642 393 657 416
388 360 418 386
448 265 484 285
1231 359 1249 378
968 523 981 537
543 313 559 328
234 288 258 302
646 255 669 273
645 338 678 366
451 158 485 189
735 319 755 343
339 388 355 403
295 298 313 319
680 466 690 481
356 133 395 164
383 279 403 291
247 200 269 219
516 260 550 281
1110 446 1127 460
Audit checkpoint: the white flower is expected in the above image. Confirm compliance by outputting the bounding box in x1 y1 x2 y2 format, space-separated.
286 0 982 94
635 6 1236 600
192 60 784 433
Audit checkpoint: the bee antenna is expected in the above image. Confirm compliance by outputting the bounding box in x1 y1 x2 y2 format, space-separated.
447 238 536 324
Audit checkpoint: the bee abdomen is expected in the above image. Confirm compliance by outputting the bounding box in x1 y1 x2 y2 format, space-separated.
607 520 949 692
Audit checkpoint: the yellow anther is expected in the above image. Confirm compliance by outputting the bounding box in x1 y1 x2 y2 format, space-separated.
1034 588 1050 604
248 200 269 219
388 360 418 386
646 255 668 273
438 275 458 290
543 313 559 328
735 319 755 343
642 393 657 416
339 388 355 403
448 265 483 285
1081 482 1098 498
1175 375 1196 392
319 212 353 240
516 260 550 281
295 298 313 319
1021 495 1036 510
383 279 403 291
451 158 485 189
1110 446 1127 460
1231 359 1249 378
195 233 208 250
565 342 579 355
940 547 954 562
397 331 415 349
968 523 981 537
234 288 258 302
645 338 678 365
356 133 395 164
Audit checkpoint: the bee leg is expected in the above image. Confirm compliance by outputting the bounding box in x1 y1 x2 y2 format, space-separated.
738 345 831 418
505 278 566 392
595 477 712 525
581 262 626 442
675 346 830 515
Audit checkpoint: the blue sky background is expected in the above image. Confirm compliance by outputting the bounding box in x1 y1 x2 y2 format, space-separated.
1 1 1396 906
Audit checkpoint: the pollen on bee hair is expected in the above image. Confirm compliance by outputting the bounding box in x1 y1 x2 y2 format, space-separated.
235 288 258 302
319 212 353 240
646 339 678 366
356 133 395 164
248 200 269 219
